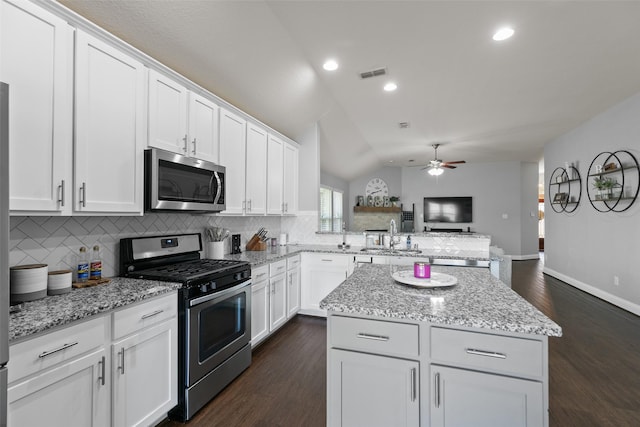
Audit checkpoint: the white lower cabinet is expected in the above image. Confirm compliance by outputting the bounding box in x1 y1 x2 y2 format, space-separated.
286 255 301 318
112 320 177 427
430 365 543 427
329 349 420 427
300 253 354 317
269 260 287 332
250 265 270 346
8 347 109 427
7 292 178 427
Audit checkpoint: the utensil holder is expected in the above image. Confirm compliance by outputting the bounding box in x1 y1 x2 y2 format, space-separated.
246 235 267 251
205 241 225 259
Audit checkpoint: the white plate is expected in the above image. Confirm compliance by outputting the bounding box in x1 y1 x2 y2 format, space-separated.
392 270 458 288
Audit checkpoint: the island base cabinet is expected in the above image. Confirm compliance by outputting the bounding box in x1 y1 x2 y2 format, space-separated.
112 320 177 427
329 349 419 427
430 365 544 427
8 348 109 427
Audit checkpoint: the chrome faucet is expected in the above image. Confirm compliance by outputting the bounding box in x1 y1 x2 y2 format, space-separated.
389 219 398 249
338 221 350 249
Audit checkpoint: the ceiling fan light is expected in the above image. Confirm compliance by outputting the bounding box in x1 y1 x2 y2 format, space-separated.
428 167 444 176
323 59 339 71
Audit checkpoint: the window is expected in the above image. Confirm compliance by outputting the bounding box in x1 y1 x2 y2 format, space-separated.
320 186 343 232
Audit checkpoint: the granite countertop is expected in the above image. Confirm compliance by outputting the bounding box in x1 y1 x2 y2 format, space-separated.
224 244 490 267
319 264 562 337
9 277 181 342
317 231 491 239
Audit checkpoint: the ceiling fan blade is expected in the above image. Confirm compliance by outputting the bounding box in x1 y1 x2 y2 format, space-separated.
442 165 457 169
442 160 466 165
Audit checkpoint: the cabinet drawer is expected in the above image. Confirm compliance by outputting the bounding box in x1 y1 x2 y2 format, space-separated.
270 259 287 277
286 254 300 270
8 315 107 383
330 316 419 358
431 327 544 378
253 265 269 283
113 292 177 340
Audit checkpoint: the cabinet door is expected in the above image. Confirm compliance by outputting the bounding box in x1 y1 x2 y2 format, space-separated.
430 365 544 427
300 254 350 316
219 108 247 214
245 123 268 215
266 134 284 214
8 348 109 427
148 69 188 155
269 273 287 331
329 349 419 427
188 92 219 163
112 320 177 427
283 142 298 215
251 278 269 346
1 0 73 214
75 30 145 214
287 265 301 318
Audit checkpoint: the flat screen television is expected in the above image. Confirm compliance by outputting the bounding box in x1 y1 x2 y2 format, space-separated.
424 196 472 223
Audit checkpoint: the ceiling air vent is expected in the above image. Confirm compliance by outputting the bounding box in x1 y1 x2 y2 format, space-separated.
359 67 387 79
399 122 410 129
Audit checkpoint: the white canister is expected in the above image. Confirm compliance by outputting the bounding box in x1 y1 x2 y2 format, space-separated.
279 233 288 246
48 270 73 295
206 241 225 259
10 264 48 303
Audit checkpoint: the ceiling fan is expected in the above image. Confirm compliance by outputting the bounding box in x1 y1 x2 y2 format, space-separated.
421 143 466 176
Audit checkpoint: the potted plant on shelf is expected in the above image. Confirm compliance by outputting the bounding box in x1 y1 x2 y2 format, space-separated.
592 176 619 200
389 196 400 207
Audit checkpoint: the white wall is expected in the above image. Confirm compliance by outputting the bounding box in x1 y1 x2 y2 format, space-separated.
401 161 538 257
544 91 640 315
297 123 320 212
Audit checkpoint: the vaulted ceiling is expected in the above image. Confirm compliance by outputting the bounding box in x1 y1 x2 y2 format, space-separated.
60 0 640 181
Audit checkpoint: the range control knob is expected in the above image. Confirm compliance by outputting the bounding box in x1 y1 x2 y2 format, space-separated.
199 283 209 293
234 272 242 281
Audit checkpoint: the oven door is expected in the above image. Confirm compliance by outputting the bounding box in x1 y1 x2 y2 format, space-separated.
145 148 225 212
186 280 251 386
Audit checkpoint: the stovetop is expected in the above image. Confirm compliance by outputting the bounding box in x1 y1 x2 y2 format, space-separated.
138 259 247 281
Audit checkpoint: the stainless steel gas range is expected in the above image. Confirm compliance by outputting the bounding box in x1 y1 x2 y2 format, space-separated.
120 233 251 421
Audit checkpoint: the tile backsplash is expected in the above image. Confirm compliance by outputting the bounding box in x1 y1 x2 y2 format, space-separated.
9 212 319 278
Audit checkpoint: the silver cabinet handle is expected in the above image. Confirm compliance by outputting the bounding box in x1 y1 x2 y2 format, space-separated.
321 259 333 262
192 137 197 155
79 182 86 208
411 368 417 402
465 348 507 359
98 355 106 386
118 347 125 374
435 372 441 408
182 134 188 153
255 272 267 280
58 180 65 207
356 333 389 341
247 199 252 212
242 200 246 211
38 341 79 359
141 309 164 320
285 202 288 213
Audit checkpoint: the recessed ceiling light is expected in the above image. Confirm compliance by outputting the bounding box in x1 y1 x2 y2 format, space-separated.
384 82 398 92
493 27 514 41
323 59 338 71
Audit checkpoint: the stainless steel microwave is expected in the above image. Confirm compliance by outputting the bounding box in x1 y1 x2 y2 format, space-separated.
145 148 225 212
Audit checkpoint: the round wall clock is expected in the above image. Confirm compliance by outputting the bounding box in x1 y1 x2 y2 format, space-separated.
365 178 389 197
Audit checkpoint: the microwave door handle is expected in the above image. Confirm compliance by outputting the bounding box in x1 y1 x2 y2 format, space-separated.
213 172 222 203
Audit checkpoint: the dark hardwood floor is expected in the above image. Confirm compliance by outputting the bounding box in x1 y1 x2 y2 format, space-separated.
161 258 640 426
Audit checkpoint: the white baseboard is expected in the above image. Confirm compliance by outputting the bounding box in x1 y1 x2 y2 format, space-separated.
543 267 640 316
511 254 540 260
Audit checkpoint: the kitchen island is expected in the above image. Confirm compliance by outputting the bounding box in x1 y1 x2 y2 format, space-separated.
320 264 561 427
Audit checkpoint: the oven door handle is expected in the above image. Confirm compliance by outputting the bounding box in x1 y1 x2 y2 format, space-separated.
189 279 252 307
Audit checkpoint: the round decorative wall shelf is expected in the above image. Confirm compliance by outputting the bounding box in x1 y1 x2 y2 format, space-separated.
548 166 581 213
586 150 639 212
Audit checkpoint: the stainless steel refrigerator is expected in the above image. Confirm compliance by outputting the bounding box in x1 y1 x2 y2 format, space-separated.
1 81 9 427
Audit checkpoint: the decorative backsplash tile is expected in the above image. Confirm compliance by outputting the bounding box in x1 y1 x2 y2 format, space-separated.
9 212 319 279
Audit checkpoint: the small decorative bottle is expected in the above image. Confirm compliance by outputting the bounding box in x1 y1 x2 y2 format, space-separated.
90 245 102 280
77 246 89 283
406 235 411 250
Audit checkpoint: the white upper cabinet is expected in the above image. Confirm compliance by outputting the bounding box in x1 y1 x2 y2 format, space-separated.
219 107 247 214
148 70 219 163
266 134 284 215
74 30 145 214
283 142 299 215
148 69 188 155
1 0 74 214
188 92 219 163
245 123 268 215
